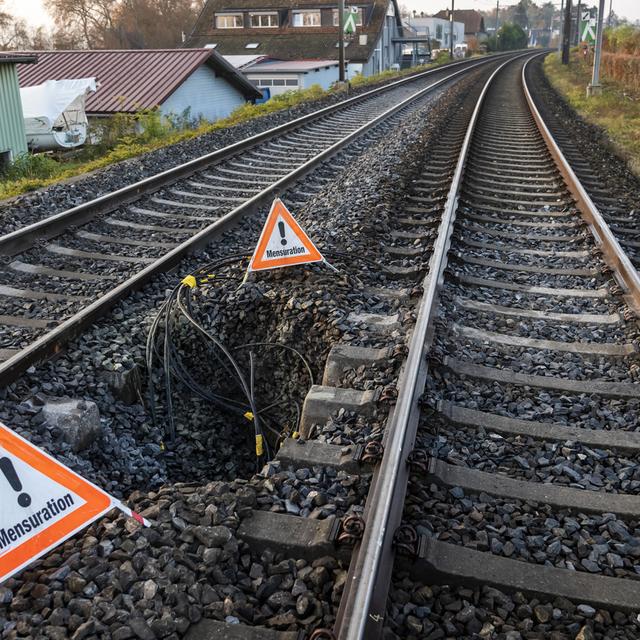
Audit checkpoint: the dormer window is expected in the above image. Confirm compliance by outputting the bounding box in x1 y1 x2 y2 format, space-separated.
333 7 363 27
215 13 243 28
250 12 278 27
292 10 321 26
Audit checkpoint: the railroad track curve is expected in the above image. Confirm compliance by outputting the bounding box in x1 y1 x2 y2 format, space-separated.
245 51 640 639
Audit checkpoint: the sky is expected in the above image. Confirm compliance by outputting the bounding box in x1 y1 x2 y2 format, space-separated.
5 0 640 31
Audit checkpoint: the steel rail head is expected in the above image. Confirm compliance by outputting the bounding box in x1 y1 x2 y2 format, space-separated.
0 58 493 389
0 54 515 257
522 55 640 316
334 51 538 640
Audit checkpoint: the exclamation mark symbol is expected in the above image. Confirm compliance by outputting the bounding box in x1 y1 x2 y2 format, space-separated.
278 221 287 246
0 457 31 507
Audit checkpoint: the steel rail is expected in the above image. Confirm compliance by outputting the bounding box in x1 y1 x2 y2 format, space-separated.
0 53 514 257
522 55 640 314
332 51 537 640
0 56 503 388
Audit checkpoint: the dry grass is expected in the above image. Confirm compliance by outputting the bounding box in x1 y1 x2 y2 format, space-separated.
544 51 640 176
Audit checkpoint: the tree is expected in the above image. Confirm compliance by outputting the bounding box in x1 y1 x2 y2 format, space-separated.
513 0 532 29
46 0 199 49
486 22 528 51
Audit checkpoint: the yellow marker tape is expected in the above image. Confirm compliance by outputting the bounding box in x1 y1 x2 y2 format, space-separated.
292 431 300 440
181 275 197 288
244 411 254 421
160 441 166 451
256 434 264 457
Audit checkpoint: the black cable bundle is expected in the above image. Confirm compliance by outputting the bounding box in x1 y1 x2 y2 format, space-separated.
145 254 314 468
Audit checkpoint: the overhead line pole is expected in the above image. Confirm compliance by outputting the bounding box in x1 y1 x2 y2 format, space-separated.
587 0 606 96
607 0 613 26
575 0 581 44
338 0 345 82
558 0 564 53
449 0 454 60
562 0 572 64
496 0 499 31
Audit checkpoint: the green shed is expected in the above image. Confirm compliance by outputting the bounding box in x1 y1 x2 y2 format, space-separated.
0 53 37 169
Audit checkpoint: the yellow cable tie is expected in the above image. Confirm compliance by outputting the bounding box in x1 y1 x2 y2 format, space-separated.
255 434 264 457
181 274 197 288
244 411 254 421
292 431 300 440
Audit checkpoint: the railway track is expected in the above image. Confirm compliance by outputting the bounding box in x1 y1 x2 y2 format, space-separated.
2 50 639 640
216 52 640 640
0 53 516 387
525 58 640 274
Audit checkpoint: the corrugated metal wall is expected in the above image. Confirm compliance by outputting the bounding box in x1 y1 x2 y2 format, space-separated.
160 65 246 123
0 63 28 160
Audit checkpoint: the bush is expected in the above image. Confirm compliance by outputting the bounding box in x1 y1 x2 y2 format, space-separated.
1 153 59 181
487 23 528 51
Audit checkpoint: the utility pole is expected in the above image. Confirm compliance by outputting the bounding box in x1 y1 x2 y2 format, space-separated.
575 0 581 45
558 0 564 52
587 0 606 96
449 0 455 60
562 0 572 64
338 0 345 82
607 0 613 26
495 0 499 31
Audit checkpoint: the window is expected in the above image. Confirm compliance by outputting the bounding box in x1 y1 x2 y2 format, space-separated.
256 79 273 86
215 13 243 28
250 12 278 27
272 79 286 86
436 24 442 39
333 7 363 27
285 79 298 86
292 10 321 26
245 42 260 48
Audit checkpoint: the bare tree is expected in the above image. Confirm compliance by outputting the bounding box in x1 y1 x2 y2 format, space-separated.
46 0 117 48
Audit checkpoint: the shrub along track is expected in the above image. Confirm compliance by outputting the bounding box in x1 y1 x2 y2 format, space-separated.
527 54 640 272
0 60 494 639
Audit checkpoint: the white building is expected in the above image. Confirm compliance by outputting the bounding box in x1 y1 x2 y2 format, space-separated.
226 57 340 95
405 16 465 49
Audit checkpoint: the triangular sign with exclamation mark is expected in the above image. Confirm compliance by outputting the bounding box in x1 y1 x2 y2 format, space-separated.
249 199 324 272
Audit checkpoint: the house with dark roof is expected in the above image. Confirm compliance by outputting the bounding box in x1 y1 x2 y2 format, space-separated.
15 49 261 123
433 9 486 49
187 0 406 77
0 53 36 166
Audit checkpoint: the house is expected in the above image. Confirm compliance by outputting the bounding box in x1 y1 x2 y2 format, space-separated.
433 9 486 49
187 0 406 78
405 16 465 49
226 57 340 94
15 49 261 124
0 53 37 168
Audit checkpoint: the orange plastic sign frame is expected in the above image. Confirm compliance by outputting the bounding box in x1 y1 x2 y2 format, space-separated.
249 199 323 272
0 423 114 583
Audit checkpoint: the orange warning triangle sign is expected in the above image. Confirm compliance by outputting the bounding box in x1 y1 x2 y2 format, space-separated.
0 422 115 583
249 199 323 272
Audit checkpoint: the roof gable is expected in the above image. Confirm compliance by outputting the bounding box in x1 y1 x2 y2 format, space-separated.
15 48 259 114
186 0 401 63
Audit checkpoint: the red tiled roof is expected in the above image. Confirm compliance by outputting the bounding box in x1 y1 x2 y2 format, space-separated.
15 48 259 114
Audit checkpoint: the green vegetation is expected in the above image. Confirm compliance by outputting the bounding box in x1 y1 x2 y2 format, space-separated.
0 153 60 182
0 61 453 200
486 23 528 51
544 51 640 176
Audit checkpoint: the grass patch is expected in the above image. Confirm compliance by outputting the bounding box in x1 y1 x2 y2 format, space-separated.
544 51 640 176
0 60 456 201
